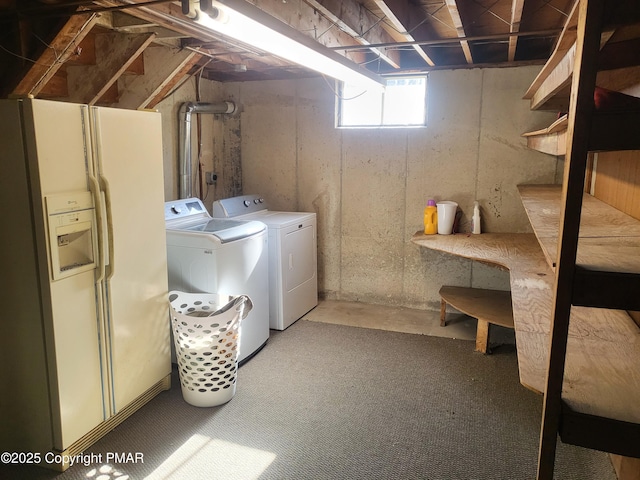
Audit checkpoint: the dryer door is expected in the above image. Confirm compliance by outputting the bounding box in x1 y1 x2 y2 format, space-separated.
280 221 318 329
283 223 316 292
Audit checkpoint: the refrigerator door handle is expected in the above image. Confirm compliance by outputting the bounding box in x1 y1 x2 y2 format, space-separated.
87 174 107 282
90 106 115 281
84 106 107 284
99 174 115 280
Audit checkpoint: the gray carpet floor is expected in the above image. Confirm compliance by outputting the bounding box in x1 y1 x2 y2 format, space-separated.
1 320 616 480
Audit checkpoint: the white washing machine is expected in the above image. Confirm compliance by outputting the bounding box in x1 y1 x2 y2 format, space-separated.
165 198 269 364
212 195 318 331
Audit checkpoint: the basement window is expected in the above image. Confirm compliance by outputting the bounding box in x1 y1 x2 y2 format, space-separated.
336 75 427 128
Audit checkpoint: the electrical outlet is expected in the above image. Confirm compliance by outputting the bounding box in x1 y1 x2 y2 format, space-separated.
205 172 217 185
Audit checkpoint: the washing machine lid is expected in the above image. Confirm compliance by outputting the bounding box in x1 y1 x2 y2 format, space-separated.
183 218 266 242
165 198 265 243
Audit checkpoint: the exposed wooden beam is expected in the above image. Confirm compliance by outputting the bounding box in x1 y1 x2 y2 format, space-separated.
92 0 212 39
195 50 314 80
145 51 203 108
66 31 156 105
509 0 525 61
372 0 435 66
227 0 367 65
191 47 291 70
38 69 69 99
110 10 159 29
303 0 401 69
330 29 562 50
116 44 201 109
96 0 370 71
445 0 473 63
11 11 100 98
102 11 189 39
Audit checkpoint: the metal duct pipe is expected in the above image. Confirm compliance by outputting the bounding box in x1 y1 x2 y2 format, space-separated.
179 101 237 199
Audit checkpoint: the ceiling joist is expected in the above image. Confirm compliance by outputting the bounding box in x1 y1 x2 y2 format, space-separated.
303 0 402 69
445 0 473 63
509 0 526 61
0 0 583 102
372 0 436 66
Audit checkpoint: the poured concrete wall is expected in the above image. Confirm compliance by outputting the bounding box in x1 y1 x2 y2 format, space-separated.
156 79 242 206
169 66 559 312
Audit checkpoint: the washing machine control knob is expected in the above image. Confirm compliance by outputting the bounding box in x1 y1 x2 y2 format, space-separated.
244 200 251 207
259 198 264 203
254 199 260 204
171 205 182 214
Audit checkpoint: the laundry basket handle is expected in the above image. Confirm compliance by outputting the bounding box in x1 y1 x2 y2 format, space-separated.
168 291 253 320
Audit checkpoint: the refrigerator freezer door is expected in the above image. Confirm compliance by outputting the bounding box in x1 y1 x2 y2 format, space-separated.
24 99 106 449
90 106 171 414
0 99 55 454
27 100 94 196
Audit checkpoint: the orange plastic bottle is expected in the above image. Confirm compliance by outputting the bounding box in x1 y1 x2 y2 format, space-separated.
423 199 438 235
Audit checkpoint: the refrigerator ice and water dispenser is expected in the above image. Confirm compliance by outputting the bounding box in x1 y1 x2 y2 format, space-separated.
45 191 98 280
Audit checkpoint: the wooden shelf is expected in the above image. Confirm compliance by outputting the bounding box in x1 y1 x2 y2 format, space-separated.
518 184 640 309
522 93 640 156
522 115 567 156
439 285 513 353
523 0 640 112
439 286 514 329
412 231 640 455
523 1 578 111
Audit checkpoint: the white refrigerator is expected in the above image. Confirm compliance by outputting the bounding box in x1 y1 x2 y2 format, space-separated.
0 98 171 469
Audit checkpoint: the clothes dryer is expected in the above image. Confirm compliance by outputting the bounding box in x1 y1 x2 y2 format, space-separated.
212 195 317 330
165 198 269 363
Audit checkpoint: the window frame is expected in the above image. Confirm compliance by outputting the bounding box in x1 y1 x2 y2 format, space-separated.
335 74 428 129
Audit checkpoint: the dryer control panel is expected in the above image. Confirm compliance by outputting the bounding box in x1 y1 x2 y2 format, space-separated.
212 194 268 218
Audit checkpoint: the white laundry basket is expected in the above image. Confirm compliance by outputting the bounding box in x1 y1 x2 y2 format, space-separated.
168 291 253 407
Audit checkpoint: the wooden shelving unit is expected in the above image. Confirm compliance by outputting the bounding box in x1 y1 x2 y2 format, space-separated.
521 1 640 478
414 1 640 478
517 183 640 453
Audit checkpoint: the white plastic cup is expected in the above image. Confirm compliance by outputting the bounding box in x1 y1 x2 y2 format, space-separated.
436 201 458 235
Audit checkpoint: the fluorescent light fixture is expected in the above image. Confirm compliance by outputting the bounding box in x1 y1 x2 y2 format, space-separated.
183 0 385 91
